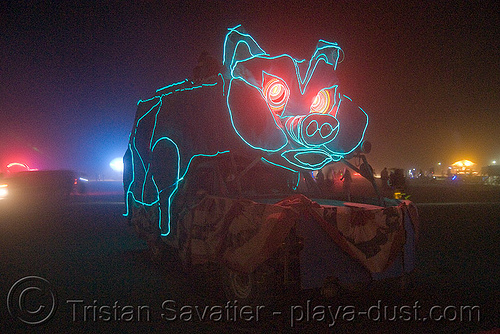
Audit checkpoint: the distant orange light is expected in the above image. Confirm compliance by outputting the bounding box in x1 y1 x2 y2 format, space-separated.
451 160 477 175
451 160 475 168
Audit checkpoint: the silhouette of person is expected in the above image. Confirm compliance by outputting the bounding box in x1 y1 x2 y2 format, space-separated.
316 169 325 193
381 167 389 190
340 168 352 201
394 169 406 190
324 169 335 195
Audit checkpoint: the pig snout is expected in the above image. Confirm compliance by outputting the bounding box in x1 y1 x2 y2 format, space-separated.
285 114 339 147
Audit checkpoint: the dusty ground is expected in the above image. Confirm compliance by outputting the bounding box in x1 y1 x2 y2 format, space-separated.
0 183 498 333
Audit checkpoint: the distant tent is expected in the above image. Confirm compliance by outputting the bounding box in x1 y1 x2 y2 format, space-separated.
451 160 477 175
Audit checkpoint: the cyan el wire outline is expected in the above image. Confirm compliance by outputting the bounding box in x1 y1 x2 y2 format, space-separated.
125 26 369 235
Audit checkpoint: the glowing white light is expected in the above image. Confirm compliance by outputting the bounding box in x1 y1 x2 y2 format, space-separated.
109 158 124 172
6 162 37 171
0 184 8 199
493 160 497 165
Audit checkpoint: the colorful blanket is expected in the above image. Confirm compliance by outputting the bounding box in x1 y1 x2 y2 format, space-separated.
178 194 417 274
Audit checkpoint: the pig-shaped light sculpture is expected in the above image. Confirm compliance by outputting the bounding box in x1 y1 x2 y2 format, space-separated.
224 26 368 169
124 25 369 236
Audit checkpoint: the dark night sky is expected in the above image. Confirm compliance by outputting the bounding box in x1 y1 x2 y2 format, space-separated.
1 1 498 175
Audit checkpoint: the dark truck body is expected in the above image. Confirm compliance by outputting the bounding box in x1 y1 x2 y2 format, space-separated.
123 26 418 301
1 170 75 203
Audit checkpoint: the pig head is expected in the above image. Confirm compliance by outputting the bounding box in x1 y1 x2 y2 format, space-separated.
223 25 368 170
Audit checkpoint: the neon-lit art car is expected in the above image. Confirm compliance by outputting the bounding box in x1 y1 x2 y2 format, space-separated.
123 26 418 301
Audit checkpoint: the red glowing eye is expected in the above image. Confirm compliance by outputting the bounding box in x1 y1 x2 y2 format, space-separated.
263 78 289 114
310 89 331 114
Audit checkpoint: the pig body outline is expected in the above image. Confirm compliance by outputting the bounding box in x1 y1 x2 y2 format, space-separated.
124 25 369 236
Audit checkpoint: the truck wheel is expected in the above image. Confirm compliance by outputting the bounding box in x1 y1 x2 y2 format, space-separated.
147 236 165 265
224 268 255 300
220 264 277 305
129 202 165 264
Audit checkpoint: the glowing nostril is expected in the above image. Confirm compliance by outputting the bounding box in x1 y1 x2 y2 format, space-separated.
306 121 319 136
320 123 334 138
305 121 335 138
287 114 339 146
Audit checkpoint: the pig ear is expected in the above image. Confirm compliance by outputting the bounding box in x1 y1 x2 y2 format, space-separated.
223 25 267 74
298 40 343 91
312 40 343 70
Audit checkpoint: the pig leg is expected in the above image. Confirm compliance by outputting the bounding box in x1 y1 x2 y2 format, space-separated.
151 137 180 236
